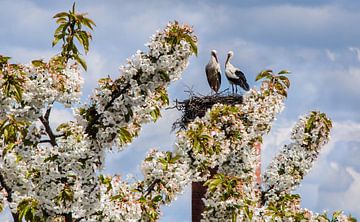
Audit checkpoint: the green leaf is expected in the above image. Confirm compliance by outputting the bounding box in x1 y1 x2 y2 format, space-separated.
75 31 90 53
255 70 272 81
56 17 67 24
110 194 124 201
138 196 146 203
54 23 67 36
72 2 77 13
144 156 154 161
3 143 15 156
184 35 197 56
159 71 170 82
152 195 163 203
17 198 42 222
82 17 96 30
118 127 133 145
150 107 161 122
274 81 284 92
52 34 65 47
278 75 290 88
278 70 291 75
31 59 46 68
53 12 69 19
0 55 11 65
73 54 87 71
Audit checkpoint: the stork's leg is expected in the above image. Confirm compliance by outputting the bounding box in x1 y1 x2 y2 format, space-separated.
231 84 234 94
235 85 238 94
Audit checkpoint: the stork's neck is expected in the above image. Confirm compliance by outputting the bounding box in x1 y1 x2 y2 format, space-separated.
225 54 232 66
212 54 218 63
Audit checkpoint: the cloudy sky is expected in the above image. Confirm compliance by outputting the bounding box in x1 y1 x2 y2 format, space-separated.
1 0 360 221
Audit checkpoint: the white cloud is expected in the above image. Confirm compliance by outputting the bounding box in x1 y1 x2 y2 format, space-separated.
4 47 55 64
341 167 360 213
349 47 360 61
326 49 336 61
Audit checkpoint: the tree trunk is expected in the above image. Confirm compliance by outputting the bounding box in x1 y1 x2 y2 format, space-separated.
192 182 206 222
12 213 19 222
191 144 262 222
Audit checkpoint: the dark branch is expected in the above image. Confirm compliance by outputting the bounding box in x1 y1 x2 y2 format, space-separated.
44 103 53 121
39 115 57 147
144 179 161 197
39 139 52 144
63 213 73 222
85 74 138 138
55 133 65 138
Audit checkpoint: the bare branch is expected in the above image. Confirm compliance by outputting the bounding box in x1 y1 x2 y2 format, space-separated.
39 116 57 146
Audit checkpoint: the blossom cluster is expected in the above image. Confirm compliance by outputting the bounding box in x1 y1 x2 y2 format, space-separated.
0 22 197 221
0 61 83 121
263 111 332 203
87 175 142 222
78 21 197 151
80 147 193 222
141 149 192 203
0 60 84 217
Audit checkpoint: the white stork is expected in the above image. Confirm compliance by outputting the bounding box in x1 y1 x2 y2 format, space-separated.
205 50 221 94
225 51 249 94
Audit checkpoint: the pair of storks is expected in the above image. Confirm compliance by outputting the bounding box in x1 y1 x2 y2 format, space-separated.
205 50 249 94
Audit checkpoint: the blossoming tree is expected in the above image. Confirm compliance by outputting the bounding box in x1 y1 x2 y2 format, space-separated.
0 4 355 222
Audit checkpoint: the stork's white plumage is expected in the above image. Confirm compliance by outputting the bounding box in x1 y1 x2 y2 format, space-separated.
225 51 249 94
205 50 221 94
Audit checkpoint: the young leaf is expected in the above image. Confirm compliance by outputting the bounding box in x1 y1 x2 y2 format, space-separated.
255 70 272 81
278 70 291 75
73 54 87 71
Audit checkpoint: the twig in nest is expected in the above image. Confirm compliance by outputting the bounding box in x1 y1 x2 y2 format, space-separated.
170 90 243 131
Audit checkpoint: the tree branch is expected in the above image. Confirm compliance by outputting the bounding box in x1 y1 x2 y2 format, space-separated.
63 213 73 222
85 78 134 139
144 179 161 197
44 103 53 121
39 139 52 144
39 115 57 147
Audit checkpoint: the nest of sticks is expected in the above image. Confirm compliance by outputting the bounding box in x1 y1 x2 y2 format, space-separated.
170 91 243 130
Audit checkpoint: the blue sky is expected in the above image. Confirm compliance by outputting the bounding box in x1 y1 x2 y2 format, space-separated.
1 0 360 221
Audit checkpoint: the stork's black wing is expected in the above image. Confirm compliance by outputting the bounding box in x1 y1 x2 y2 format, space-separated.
205 64 221 92
217 71 221 91
234 70 250 91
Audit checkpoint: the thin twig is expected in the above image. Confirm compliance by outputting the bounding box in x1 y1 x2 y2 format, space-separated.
170 90 243 131
144 179 161 197
39 139 52 144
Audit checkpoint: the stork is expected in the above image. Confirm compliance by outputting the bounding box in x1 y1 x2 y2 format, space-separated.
205 50 221 94
225 51 249 94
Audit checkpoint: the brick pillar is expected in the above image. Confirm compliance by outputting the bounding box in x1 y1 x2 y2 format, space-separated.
191 144 261 221
192 182 206 222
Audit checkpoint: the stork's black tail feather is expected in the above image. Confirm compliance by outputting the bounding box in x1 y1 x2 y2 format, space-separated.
242 81 250 91
234 70 250 91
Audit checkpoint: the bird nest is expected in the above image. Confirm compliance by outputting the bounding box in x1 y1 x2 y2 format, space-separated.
170 91 243 130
